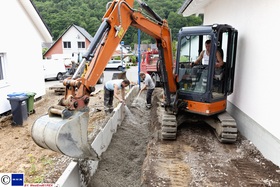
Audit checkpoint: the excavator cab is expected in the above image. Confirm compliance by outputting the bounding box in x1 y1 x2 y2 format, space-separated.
173 24 239 142
160 24 238 142
175 24 238 114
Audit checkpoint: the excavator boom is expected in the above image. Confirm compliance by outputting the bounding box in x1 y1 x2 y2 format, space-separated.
62 0 176 111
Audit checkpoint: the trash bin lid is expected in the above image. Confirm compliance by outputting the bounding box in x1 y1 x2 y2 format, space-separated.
26 92 36 96
7 95 28 101
7 92 27 97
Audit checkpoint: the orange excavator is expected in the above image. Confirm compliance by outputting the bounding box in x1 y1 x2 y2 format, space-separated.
32 0 238 159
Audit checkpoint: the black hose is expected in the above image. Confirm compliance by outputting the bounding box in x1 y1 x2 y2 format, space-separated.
82 19 110 61
137 0 163 25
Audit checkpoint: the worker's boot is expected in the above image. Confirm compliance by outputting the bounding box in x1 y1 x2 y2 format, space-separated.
105 105 114 114
146 104 152 109
109 106 114 113
104 106 110 114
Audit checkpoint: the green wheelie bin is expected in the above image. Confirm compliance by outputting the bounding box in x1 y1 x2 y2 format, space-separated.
26 92 36 115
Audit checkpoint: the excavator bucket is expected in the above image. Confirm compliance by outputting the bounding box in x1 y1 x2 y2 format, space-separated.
31 110 99 160
112 71 127 80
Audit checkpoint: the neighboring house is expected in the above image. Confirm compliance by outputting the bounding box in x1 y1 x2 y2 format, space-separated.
179 0 280 167
44 24 92 60
111 44 133 62
44 24 130 63
0 0 52 114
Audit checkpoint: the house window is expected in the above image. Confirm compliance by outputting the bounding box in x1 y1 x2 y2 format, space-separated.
0 53 7 86
63 41 71 48
0 55 3 80
78 42 85 49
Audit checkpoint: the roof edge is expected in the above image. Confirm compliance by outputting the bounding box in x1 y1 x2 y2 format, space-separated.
19 0 53 42
178 0 193 14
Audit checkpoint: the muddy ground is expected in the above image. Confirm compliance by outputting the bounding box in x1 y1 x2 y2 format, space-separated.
90 88 280 187
1 87 280 186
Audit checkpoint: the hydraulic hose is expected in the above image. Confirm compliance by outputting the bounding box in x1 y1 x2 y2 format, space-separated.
82 19 110 60
137 0 163 25
72 20 110 79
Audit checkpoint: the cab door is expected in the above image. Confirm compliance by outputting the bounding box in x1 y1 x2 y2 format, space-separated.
211 26 238 101
225 29 238 95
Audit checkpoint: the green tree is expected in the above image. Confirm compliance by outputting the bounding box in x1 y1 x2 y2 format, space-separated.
33 0 202 48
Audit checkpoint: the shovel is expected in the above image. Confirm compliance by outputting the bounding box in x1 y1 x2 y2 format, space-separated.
131 93 141 108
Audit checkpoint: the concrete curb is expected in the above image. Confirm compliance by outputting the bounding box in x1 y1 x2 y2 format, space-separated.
55 85 139 187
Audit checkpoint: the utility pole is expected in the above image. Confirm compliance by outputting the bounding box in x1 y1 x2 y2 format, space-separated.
137 29 141 89
120 41 124 72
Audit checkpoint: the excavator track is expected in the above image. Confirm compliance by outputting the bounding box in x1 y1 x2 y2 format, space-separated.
206 111 238 143
161 110 177 140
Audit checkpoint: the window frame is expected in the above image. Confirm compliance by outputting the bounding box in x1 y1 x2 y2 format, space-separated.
0 53 8 87
77 41 85 49
63 41 71 49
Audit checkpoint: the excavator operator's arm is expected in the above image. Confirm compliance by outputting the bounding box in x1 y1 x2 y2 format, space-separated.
51 0 177 116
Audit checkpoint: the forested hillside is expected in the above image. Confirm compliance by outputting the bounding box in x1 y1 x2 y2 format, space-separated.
33 0 202 46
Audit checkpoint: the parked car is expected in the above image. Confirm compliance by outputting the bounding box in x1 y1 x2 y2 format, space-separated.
97 72 104 84
43 59 67 80
62 62 104 84
105 60 125 71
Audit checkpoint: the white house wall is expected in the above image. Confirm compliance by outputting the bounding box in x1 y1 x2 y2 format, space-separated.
201 0 280 166
180 36 199 62
0 1 47 114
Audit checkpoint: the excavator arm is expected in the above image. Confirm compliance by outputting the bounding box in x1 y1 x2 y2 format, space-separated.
32 0 177 159
56 0 176 112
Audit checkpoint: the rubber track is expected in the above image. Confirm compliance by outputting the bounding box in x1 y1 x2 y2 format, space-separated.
161 112 177 140
215 112 238 143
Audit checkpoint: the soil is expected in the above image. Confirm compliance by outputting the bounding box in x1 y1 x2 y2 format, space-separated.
0 86 121 184
90 88 280 187
1 87 280 186
0 89 73 183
